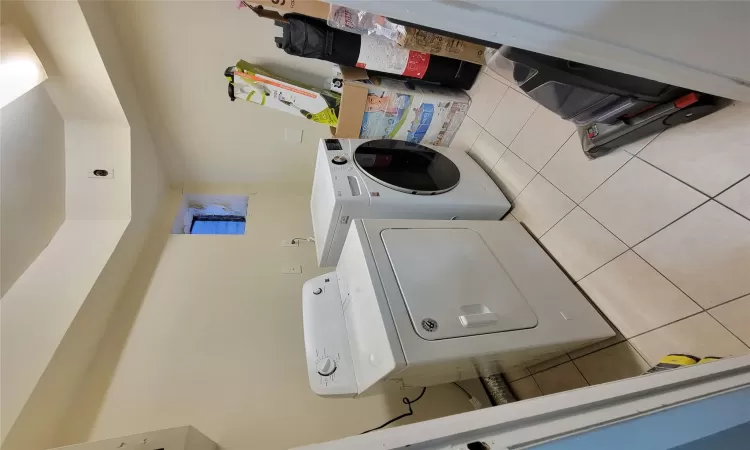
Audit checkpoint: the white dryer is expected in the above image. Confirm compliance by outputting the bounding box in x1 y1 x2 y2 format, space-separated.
310 139 510 267
302 219 614 397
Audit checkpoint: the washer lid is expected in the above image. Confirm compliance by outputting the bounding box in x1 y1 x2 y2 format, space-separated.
381 228 538 340
354 139 460 195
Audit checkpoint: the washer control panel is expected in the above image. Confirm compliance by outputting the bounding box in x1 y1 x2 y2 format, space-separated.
332 155 348 165
302 273 358 397
328 152 351 172
323 139 351 172
322 140 363 199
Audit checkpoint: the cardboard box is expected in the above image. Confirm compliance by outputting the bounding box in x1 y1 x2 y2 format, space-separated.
229 60 340 127
332 66 471 147
398 28 487 66
247 0 487 65
330 66 370 139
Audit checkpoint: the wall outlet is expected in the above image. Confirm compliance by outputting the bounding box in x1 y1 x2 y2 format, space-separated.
281 265 302 274
88 168 114 178
281 239 299 247
284 128 303 143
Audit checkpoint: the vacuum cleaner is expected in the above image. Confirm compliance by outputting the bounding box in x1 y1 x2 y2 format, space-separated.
487 46 721 158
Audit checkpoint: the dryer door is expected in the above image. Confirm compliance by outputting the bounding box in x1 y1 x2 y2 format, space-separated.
353 140 460 195
381 228 538 340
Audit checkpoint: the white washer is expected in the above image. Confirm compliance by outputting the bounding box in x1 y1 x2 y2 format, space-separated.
311 139 510 267
302 219 614 398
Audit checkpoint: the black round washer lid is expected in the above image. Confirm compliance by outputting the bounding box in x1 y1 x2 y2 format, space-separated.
353 140 460 195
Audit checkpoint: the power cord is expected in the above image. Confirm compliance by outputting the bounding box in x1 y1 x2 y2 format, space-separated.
291 237 315 244
360 387 427 434
453 382 483 410
452 381 471 397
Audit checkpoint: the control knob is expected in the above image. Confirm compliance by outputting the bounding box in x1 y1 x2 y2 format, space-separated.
316 357 337 376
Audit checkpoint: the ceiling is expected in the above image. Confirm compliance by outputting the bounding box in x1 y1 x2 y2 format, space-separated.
108 0 337 185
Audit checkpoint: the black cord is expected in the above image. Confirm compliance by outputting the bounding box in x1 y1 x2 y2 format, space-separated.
360 387 427 434
452 382 472 399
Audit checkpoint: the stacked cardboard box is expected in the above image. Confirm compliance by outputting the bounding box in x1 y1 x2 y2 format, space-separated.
331 67 470 146
245 0 487 65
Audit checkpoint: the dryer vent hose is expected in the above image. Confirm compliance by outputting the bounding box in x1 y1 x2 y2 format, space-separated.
480 374 517 406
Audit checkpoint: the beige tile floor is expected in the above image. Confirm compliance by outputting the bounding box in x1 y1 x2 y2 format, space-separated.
452 67 750 400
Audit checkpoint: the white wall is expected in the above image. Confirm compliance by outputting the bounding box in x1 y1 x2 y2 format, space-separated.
64 121 131 220
107 1 334 185
0 85 66 296
50 426 217 450
0 3 169 448
0 219 129 447
56 184 485 450
2 0 126 123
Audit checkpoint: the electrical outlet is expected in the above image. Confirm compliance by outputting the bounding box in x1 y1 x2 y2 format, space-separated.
281 265 302 274
281 239 299 247
88 168 114 178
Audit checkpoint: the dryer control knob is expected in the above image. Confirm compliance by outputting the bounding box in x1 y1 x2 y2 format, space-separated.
316 358 337 376
332 156 347 165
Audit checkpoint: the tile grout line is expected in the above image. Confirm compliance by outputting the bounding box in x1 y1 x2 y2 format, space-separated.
471 81 514 168
482 66 511 88
511 373 547 398
484 106 746 364
529 375 544 396
464 123 483 155
504 103 540 149
711 172 750 200
634 153 712 199
626 197 710 250
573 246 629 283
576 153 636 207
578 203 630 250
714 196 750 222
566 338 624 363
518 176 572 239
493 104 545 202
535 170 579 239
706 309 750 351
508 136 579 239
479 81 512 129
707 292 750 310
627 225 750 339
634 129 750 203
624 340 654 368
576 154 634 206
571 358 593 385
522 339 630 379
536 130 577 174
486 141 512 173
536 203 574 241
571 360 591 386
625 130 663 159
528 358 572 377
468 73 509 128
620 310 705 342
531 195 709 360
479 106 750 377
534 189 629 280
700 291 750 325
627 248 703 312
532 231 632 364
506 172 537 208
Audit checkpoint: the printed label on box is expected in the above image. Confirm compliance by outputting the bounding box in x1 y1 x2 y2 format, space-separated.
356 35 430 79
